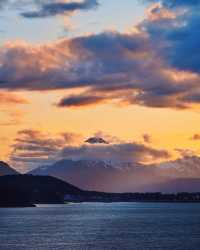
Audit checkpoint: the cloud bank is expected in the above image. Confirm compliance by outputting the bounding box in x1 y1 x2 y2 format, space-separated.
1 0 200 110
10 130 170 172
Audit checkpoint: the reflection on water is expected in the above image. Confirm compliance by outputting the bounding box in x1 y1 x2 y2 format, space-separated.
0 203 200 250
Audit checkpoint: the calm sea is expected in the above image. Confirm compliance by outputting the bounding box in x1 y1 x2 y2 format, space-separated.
0 203 200 250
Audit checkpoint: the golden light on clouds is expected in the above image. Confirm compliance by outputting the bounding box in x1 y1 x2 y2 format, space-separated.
1 0 200 174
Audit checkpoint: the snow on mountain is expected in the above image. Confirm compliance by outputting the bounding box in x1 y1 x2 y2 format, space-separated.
28 156 200 192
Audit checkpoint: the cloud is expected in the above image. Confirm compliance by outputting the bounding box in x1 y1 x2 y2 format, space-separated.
0 92 27 126
61 142 170 163
0 92 28 105
0 1 99 31
143 134 152 144
1 1 200 109
146 0 200 8
0 31 198 110
10 129 82 171
57 94 107 107
157 155 200 179
10 130 170 171
0 0 7 8
0 110 24 126
61 132 83 144
175 148 196 157
144 0 200 74
191 134 200 140
146 2 176 21
21 0 99 18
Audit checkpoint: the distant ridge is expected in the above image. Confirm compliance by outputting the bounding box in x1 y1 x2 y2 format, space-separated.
0 161 19 176
1 175 200 206
152 178 200 193
29 158 200 193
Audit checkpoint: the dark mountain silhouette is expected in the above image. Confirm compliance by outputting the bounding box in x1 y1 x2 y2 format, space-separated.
0 175 84 207
0 161 19 176
0 175 83 204
1 175 200 206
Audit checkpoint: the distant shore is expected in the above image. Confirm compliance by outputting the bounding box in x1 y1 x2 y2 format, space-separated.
1 175 200 206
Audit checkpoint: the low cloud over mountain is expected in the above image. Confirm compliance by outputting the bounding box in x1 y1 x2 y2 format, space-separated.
10 129 170 172
7 129 200 192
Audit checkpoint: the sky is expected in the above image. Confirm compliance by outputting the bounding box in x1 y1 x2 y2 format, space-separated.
1 0 200 173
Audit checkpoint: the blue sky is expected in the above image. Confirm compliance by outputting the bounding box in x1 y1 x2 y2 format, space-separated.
0 0 145 44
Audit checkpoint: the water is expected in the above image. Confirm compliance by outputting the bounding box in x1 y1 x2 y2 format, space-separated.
0 203 200 250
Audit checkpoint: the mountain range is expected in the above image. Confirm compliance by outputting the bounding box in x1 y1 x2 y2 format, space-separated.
28 156 200 193
2 156 200 193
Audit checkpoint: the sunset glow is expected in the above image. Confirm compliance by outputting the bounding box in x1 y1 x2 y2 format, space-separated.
1 0 200 175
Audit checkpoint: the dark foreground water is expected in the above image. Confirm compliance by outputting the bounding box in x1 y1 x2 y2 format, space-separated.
0 203 200 250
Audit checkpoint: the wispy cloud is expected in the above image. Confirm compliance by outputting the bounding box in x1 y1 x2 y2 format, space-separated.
0 92 27 105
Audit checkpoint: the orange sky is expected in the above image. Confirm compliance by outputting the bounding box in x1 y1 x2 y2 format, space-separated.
1 0 200 171
1 89 200 163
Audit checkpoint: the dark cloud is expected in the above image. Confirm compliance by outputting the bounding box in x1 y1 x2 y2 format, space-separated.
144 0 200 73
0 31 191 109
21 0 99 18
85 137 109 144
57 94 106 107
1 1 200 109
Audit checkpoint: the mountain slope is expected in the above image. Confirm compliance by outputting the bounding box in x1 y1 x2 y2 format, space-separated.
29 159 122 192
1 175 200 206
29 157 200 193
0 175 84 205
0 161 19 176
28 159 166 192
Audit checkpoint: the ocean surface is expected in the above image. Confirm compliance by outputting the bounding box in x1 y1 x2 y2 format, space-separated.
0 203 200 250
